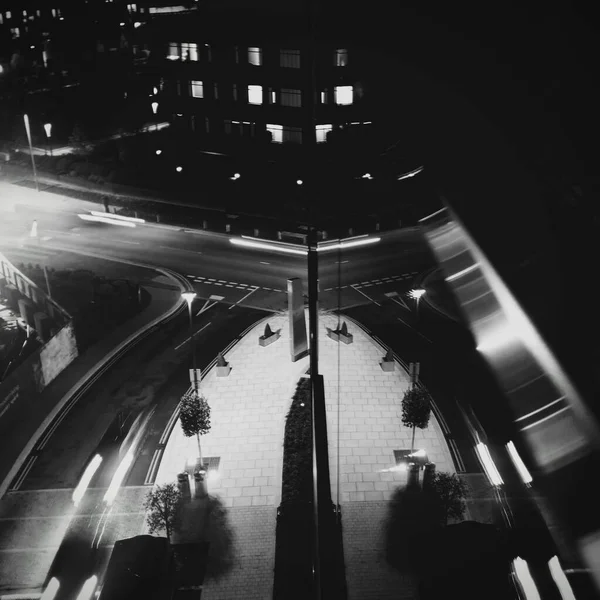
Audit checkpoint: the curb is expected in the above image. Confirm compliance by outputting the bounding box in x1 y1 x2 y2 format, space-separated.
0 252 193 500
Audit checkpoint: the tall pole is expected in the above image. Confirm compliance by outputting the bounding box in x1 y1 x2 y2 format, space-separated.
188 300 197 390
23 114 39 192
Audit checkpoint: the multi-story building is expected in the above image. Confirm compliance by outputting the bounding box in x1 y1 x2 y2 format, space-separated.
134 1 388 170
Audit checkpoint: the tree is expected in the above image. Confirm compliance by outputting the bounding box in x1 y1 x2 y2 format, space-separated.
69 122 92 160
401 387 431 455
144 483 182 543
179 390 211 465
426 472 468 525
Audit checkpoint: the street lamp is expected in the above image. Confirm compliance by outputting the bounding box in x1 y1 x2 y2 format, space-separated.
23 114 39 191
182 291 198 390
408 288 426 320
43 122 52 157
151 101 159 131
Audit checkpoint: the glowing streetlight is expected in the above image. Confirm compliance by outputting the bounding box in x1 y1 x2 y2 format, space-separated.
296 179 303 185
408 288 426 320
44 122 52 157
151 101 159 131
176 166 183 172
182 292 198 391
155 149 162 155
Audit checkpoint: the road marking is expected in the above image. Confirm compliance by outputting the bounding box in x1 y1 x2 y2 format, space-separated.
145 448 164 485
114 239 140 245
237 283 248 287
236 286 246 290
273 289 283 293
263 287 272 291
10 456 37 491
228 286 259 310
335 260 349 264
174 322 212 350
41 236 52 241
213 282 223 286
324 288 333 292
218 280 227 283
208 278 216 281
260 261 270 265
350 284 381 307
225 284 234 288
160 246 202 254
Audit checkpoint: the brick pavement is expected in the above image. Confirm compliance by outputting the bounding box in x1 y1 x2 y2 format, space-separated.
155 310 455 600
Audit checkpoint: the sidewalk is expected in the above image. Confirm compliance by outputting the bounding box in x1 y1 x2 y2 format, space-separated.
0 270 184 498
155 311 455 600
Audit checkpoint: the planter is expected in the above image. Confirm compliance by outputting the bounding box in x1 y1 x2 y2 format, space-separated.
216 364 232 377
326 327 339 342
339 332 353 345
259 331 280 347
380 359 395 372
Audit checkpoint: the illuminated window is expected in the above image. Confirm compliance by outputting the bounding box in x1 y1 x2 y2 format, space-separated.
248 47 262 66
280 89 302 108
36 10 41 16
0 14 3 24
11 27 20 38
168 42 198 61
268 89 276 104
232 83 237 101
213 83 219 99
280 49 300 68
334 85 353 105
225 120 255 136
248 85 263 105
190 80 203 98
320 89 328 104
127 3 137 12
316 124 333 143
51 8 57 17
6 11 11 19
182 42 198 61
266 124 282 143
23 10 27 17
266 124 302 143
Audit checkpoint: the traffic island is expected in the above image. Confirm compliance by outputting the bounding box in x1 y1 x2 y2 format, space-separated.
259 323 281 347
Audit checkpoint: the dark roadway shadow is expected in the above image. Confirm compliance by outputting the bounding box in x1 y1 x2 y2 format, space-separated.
201 495 235 581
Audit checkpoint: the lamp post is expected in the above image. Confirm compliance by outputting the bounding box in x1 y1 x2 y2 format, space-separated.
408 288 426 322
151 101 159 132
43 122 53 157
182 291 198 390
23 114 39 191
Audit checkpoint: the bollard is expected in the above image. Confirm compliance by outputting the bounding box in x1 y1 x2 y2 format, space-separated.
375 222 380 231
203 220 208 230
254 228 259 237
423 462 436 491
322 230 328 240
348 227 354 236
157 214 161 223
194 470 208 498
177 472 191 502
407 463 420 489
225 223 231 233
277 231 282 240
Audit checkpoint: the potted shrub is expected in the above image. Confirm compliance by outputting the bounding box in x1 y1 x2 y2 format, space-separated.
338 321 353 344
380 347 395 371
259 322 280 347
216 352 232 377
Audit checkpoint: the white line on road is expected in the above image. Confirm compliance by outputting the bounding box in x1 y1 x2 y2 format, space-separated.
160 246 202 254
225 284 234 287
10 456 37 491
335 260 349 264
114 239 140 245
263 287 272 291
260 261 270 265
45 229 80 236
174 322 212 350
228 286 259 310
213 282 223 286
350 285 381 307
236 286 246 290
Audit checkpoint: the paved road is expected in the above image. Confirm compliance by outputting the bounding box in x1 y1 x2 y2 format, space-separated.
0 200 431 314
0 304 263 594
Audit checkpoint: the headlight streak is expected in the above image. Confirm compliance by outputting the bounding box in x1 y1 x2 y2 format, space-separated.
72 454 103 507
475 442 504 486
103 450 133 505
506 441 533 484
75 576 98 600
89 211 145 224
77 214 136 227
40 578 60 600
